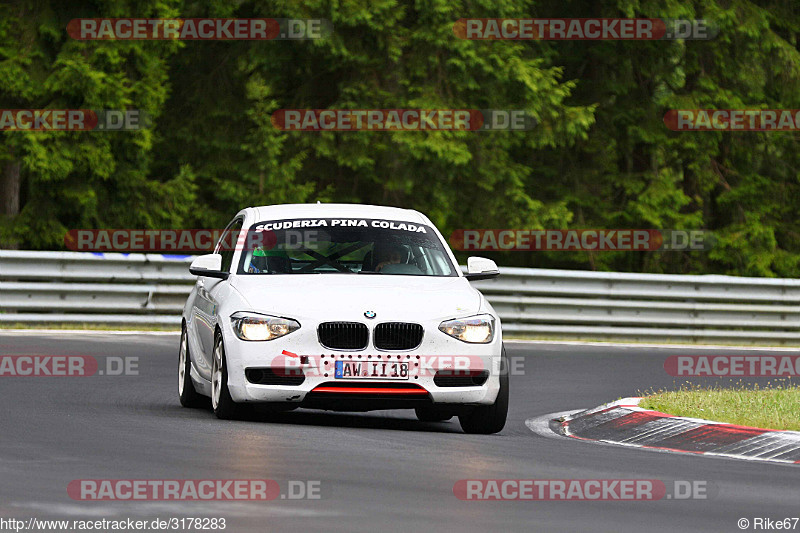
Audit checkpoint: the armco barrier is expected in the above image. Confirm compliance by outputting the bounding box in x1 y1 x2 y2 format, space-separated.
1 251 799 344
0 251 193 326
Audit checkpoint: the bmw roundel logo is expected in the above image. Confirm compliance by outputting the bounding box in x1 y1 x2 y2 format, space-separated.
364 311 376 319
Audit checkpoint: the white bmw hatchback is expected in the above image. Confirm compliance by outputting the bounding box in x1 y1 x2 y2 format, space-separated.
179 203 508 434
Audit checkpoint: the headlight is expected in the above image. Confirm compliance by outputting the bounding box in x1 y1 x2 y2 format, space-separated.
438 314 495 344
231 312 300 341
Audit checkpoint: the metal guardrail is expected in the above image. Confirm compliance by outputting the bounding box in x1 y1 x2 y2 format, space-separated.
0 252 193 325
1 251 799 344
471 268 800 343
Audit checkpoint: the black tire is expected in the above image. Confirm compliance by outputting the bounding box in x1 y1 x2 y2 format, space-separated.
458 345 509 434
415 406 453 422
211 332 243 420
179 325 205 408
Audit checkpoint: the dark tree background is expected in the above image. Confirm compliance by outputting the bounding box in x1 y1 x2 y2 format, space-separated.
2 0 799 276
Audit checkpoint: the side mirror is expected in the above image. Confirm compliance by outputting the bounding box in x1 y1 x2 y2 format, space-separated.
465 256 499 281
189 254 229 280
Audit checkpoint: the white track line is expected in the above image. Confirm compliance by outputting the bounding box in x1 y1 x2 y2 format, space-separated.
0 329 179 336
505 339 800 351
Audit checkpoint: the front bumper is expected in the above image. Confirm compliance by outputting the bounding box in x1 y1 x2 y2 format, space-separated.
220 317 503 409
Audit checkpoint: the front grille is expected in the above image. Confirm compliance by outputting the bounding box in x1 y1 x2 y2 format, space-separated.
302 382 432 409
318 322 369 350
245 368 305 386
433 369 489 387
374 322 423 350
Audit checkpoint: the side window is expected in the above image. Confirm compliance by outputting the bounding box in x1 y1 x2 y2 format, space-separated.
216 218 244 273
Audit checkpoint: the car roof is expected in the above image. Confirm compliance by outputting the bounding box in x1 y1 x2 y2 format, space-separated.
252 203 428 224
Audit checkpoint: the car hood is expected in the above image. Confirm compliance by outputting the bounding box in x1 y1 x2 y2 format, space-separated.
229 274 483 323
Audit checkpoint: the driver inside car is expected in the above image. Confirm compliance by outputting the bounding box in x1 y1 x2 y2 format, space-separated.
248 247 292 274
374 244 407 272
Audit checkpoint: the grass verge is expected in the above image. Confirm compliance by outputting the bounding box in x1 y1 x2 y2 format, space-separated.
640 382 800 431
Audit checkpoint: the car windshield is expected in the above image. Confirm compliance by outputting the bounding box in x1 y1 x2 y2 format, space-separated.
238 217 457 276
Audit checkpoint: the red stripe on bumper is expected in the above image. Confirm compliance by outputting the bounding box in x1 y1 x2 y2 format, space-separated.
311 386 428 395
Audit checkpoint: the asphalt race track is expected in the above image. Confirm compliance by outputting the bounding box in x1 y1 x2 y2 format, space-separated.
1 332 798 533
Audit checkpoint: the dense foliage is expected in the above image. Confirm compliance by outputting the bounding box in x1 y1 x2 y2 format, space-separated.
1 0 799 276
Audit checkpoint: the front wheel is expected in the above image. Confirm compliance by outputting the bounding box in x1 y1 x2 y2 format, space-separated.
179 326 204 408
458 345 509 434
211 332 243 419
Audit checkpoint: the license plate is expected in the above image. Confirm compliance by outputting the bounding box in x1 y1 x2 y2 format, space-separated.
334 360 409 380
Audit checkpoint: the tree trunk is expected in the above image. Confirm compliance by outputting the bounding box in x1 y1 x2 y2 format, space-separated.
0 157 21 249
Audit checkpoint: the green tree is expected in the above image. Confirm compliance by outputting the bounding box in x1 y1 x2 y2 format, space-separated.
152 0 594 233
0 0 188 249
